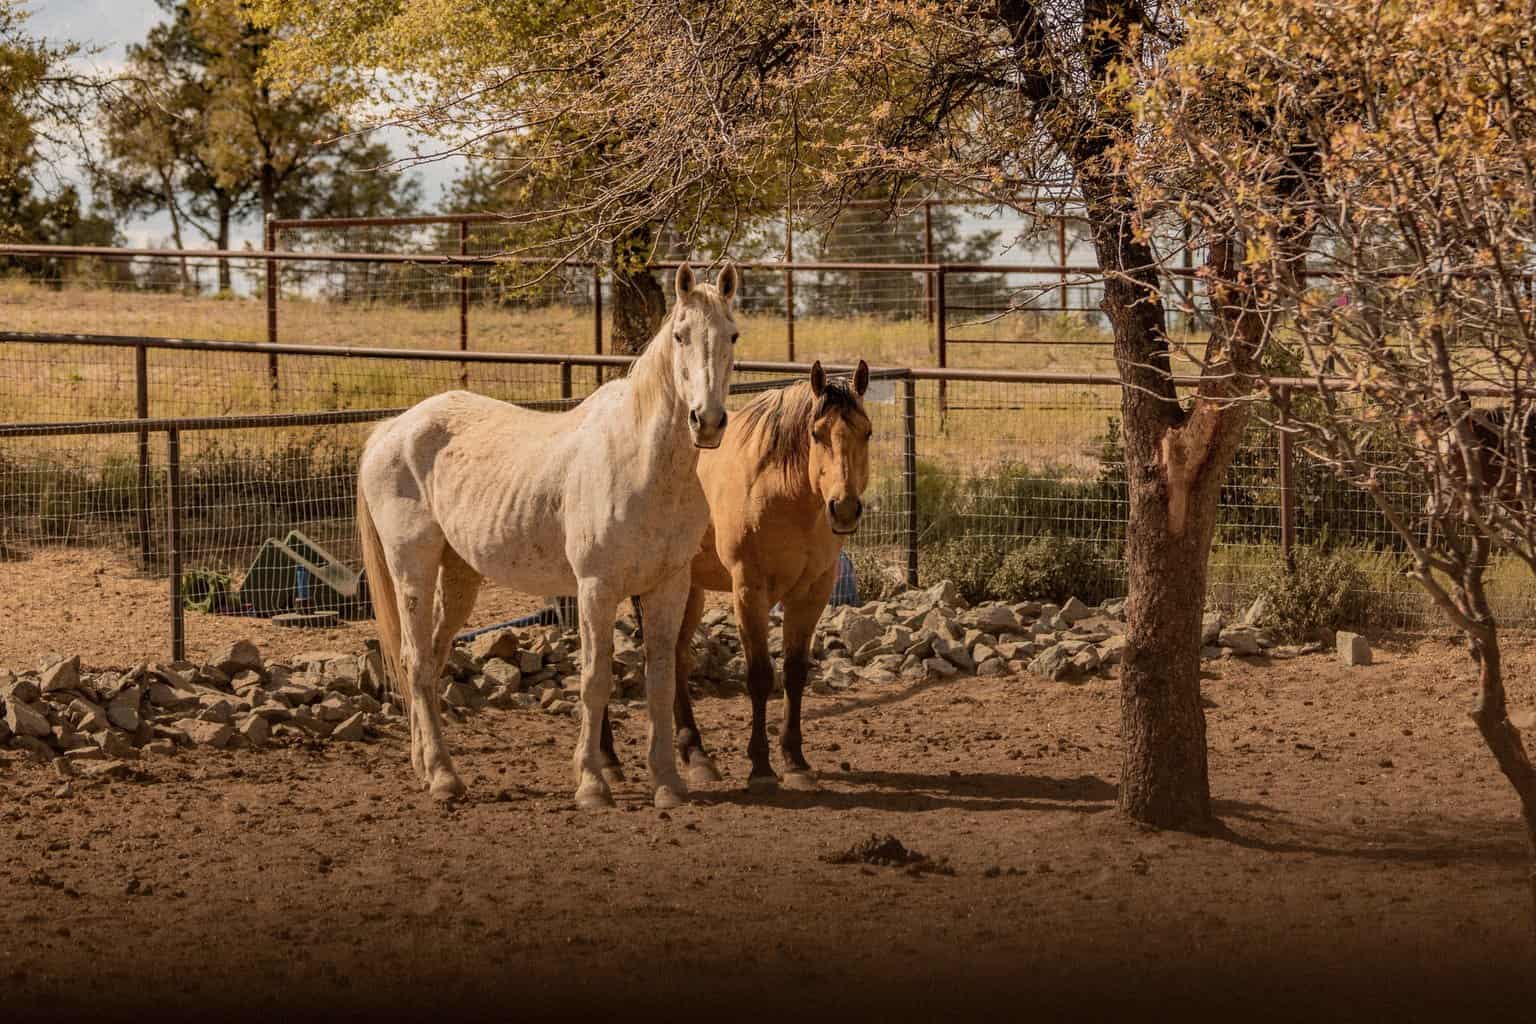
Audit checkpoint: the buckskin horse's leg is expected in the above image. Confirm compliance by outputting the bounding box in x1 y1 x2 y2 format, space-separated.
779 569 837 792
734 578 778 792
673 585 722 784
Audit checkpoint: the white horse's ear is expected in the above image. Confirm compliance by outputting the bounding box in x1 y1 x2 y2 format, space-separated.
675 262 695 299
717 261 739 303
854 359 869 396
810 360 826 397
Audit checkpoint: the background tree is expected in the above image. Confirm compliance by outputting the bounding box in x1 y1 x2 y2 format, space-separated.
1148 0 1536 914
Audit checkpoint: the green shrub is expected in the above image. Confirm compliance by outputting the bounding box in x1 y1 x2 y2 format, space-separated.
988 535 1121 605
846 546 905 602
920 536 1006 604
1251 546 1368 643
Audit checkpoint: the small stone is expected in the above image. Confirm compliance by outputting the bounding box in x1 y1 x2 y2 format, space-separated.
1060 597 1094 624
3 676 41 704
922 656 958 678
442 681 479 709
330 713 366 743
970 604 1019 634
482 658 523 689
924 579 961 608
469 629 522 663
236 715 271 747
976 657 1007 677
1242 595 1272 627
141 739 177 757
5 699 52 738
212 640 263 677
1218 627 1263 657
106 687 142 732
39 656 81 695
182 720 233 748
94 730 138 759
517 651 544 674
1336 631 1371 667
839 613 882 654
1029 644 1077 682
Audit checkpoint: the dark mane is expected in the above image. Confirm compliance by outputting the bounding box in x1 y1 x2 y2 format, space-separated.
734 377 865 482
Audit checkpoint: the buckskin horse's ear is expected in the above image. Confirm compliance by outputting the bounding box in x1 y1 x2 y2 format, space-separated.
854 359 869 396
810 360 826 397
716 261 738 303
675 262 695 299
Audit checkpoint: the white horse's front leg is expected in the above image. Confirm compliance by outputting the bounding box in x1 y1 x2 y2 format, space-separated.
639 569 691 810
573 578 620 809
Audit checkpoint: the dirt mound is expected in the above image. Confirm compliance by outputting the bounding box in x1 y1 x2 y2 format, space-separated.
824 833 956 875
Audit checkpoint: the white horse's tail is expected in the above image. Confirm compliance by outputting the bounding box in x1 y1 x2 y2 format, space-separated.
358 484 407 718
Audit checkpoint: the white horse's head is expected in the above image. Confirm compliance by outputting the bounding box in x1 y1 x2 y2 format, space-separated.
669 261 738 449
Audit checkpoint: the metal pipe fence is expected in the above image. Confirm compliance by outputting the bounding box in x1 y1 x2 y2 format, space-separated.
3 330 1526 665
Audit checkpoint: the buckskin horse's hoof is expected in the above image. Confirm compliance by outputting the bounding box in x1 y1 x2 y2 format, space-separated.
746 772 779 794
654 784 687 810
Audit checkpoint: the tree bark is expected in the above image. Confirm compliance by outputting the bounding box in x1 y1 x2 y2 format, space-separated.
1459 546 1536 933
609 225 666 355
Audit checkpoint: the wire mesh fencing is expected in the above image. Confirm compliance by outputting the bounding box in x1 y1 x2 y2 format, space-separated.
6 332 1527 666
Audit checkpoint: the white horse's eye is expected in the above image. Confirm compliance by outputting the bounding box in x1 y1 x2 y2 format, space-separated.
674 331 685 345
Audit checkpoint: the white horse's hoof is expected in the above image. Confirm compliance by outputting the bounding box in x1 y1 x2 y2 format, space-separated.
601 764 627 786
429 771 467 802
781 770 818 792
576 782 616 810
746 773 779 794
686 756 723 785
654 785 687 810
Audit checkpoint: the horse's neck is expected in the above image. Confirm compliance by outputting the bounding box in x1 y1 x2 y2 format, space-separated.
620 338 696 484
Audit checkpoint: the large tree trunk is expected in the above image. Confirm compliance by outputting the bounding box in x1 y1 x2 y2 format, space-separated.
609 226 666 355
1083 180 1253 829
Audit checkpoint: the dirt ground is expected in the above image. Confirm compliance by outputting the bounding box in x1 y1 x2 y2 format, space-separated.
0 548 547 667
5 629 1536 1022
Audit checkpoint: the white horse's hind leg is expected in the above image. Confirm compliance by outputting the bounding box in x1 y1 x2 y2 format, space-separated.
639 569 691 810
398 562 466 802
574 578 620 809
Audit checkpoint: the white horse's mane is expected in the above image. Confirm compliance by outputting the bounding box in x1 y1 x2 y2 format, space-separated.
625 282 730 425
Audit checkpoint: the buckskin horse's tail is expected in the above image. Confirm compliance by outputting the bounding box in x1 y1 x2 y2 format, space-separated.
357 481 407 719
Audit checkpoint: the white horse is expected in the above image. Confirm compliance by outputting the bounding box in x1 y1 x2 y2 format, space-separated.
357 262 739 809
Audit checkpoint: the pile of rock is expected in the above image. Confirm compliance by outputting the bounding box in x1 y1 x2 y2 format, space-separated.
2 583 1345 766
0 641 390 771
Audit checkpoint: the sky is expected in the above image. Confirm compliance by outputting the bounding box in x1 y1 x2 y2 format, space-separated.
26 0 459 247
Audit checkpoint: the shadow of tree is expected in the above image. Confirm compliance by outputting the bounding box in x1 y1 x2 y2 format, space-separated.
693 769 1120 813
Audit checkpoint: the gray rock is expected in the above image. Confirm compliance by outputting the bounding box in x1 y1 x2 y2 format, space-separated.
1337 631 1372 667
1029 644 1077 682
882 626 914 653
970 604 1019 634
182 720 233 748
248 703 293 724
933 636 976 673
39 655 81 695
924 579 961 608
1097 634 1128 667
1011 601 1043 621
1069 646 1102 675
94 729 138 758
4 676 42 704
330 713 366 743
482 658 523 689
5 699 53 738
236 715 270 747
1101 599 1128 619
1059 597 1093 623
839 613 882 654
1242 595 1272 627
442 681 479 709
469 629 521 663
106 687 142 732
1201 612 1224 646
546 700 577 716
213 639 263 677
68 696 109 732
1218 627 1263 657
976 657 1008 677
197 698 237 724
922 656 959 678
517 650 545 675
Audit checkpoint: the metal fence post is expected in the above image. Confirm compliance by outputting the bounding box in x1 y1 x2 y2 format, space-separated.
166 427 185 662
936 267 948 419
264 215 279 391
903 373 919 588
592 265 604 385
1277 386 1296 568
458 218 470 388
135 343 151 567
560 361 573 402
923 200 935 325
784 213 796 361
1057 215 1069 314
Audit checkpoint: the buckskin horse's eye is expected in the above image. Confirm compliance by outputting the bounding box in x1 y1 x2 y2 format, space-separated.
730 332 740 345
